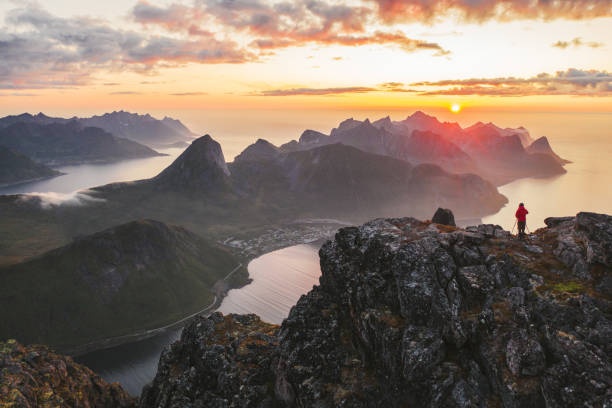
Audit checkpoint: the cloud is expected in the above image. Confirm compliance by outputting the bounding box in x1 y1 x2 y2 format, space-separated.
412 68 612 96
0 5 254 89
132 0 450 56
379 82 419 92
552 37 604 49
258 86 377 96
368 0 612 23
109 91 142 95
169 92 208 96
19 191 106 209
256 83 419 96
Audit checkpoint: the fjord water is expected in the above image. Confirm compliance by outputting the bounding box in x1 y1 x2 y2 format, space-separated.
76 243 322 396
217 243 322 324
0 147 184 195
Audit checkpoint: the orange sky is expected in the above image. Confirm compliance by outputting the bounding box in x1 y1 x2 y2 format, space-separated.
1 0 611 114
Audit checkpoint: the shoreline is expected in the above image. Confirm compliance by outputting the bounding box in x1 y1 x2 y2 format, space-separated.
66 230 337 358
65 263 244 357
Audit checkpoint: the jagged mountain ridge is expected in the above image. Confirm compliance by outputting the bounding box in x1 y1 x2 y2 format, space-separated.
0 111 196 147
141 211 612 407
96 134 506 220
229 140 507 220
0 219 245 351
0 146 62 186
0 121 163 166
280 111 568 185
0 133 507 267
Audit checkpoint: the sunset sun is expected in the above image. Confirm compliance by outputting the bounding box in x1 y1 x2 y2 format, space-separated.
451 104 462 113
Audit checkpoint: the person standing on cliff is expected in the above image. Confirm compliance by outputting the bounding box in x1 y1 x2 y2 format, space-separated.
515 203 529 239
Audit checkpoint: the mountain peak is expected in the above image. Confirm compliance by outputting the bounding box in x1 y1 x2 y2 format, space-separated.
153 134 230 190
234 138 279 162
409 110 434 119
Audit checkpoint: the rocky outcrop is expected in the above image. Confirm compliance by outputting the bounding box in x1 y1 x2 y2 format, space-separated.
140 314 278 407
432 207 456 226
142 212 611 407
0 339 135 407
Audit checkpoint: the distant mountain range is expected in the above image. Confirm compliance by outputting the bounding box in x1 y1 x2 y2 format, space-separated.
0 146 62 187
0 121 163 166
280 111 568 185
0 111 196 147
0 132 508 265
0 219 245 351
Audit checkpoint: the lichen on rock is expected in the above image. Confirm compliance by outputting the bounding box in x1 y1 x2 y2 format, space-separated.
0 339 135 407
142 212 611 407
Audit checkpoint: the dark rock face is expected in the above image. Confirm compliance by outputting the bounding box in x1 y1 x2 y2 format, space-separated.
0 339 135 407
140 313 279 408
432 207 456 226
143 213 611 407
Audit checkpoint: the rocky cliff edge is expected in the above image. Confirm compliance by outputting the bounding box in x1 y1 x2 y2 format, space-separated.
141 212 612 407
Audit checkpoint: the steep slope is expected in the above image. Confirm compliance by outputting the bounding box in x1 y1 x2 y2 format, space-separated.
527 136 571 164
0 339 135 406
0 121 162 166
152 134 231 191
142 211 612 407
230 142 506 220
0 146 62 186
0 220 245 351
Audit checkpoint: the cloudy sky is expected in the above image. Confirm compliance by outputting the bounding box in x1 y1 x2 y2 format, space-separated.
1 0 611 113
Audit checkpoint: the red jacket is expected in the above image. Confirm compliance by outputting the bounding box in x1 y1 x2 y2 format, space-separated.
515 206 528 222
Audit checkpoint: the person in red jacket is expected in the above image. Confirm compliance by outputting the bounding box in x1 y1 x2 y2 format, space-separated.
515 203 529 238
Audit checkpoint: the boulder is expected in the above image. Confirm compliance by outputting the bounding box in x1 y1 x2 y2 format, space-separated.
432 207 456 226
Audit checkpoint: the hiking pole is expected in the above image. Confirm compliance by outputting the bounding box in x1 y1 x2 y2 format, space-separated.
511 220 517 235
526 223 530 234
